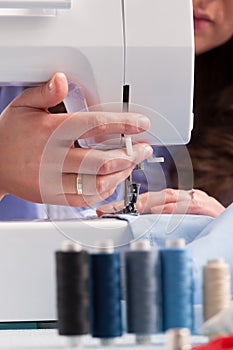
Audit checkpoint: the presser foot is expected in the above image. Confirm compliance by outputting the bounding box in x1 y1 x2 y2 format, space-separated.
114 183 140 215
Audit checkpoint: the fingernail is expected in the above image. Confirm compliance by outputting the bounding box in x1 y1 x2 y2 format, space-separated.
138 115 150 130
144 144 153 156
49 75 55 90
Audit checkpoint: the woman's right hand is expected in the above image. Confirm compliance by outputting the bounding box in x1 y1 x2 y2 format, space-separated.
0 72 153 206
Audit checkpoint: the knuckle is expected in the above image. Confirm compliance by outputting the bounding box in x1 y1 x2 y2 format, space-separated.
165 188 176 198
99 159 113 174
191 198 203 214
91 113 107 130
39 85 47 102
163 203 172 213
96 176 106 194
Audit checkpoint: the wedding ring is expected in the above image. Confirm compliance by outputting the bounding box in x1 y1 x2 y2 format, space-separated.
189 189 195 199
76 174 83 195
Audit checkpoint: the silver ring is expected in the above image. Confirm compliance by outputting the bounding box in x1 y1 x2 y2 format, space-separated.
76 174 83 195
189 189 195 199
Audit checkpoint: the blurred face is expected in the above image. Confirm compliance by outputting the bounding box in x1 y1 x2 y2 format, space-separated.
193 0 233 54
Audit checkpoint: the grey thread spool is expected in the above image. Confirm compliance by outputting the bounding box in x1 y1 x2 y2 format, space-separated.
56 241 90 347
125 240 162 344
203 258 231 321
166 328 191 350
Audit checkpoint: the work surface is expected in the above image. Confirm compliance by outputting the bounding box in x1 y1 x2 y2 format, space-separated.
0 329 208 349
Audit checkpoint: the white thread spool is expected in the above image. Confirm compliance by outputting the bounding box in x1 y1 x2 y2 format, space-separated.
94 239 114 253
166 239 186 248
130 239 151 251
203 259 231 321
166 328 191 350
62 240 82 252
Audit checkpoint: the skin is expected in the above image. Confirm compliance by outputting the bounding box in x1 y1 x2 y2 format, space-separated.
193 0 233 54
97 189 225 218
0 73 153 207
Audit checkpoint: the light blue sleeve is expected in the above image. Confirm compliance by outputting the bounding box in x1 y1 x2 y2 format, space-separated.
0 195 47 220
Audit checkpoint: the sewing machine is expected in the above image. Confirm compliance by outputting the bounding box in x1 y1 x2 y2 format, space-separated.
0 0 194 145
0 0 194 325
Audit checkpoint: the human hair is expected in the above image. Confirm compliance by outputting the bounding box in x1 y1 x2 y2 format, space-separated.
171 37 233 207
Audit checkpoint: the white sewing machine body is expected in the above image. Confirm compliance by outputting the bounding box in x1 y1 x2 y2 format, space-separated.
0 0 194 145
0 218 133 323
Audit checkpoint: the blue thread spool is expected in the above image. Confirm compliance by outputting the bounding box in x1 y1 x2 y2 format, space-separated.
90 240 122 345
161 239 193 332
125 240 162 344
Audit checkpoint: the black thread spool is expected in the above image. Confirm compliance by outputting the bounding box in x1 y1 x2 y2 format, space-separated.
125 240 162 344
56 241 90 343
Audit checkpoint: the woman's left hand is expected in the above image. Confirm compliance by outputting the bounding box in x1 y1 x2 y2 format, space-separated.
97 188 225 218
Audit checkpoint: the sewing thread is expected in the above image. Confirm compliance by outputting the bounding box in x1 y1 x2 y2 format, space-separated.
161 239 193 331
56 241 90 336
203 258 231 321
125 240 162 343
90 241 122 342
166 328 191 350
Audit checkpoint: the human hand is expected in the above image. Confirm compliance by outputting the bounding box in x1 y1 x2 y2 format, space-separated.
97 188 225 218
0 73 153 206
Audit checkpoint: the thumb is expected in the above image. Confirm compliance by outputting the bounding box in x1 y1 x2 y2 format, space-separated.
12 72 69 110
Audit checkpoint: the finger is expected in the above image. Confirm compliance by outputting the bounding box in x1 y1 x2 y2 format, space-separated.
63 143 153 174
151 195 224 218
80 112 150 138
96 201 123 216
63 189 116 207
12 72 69 110
136 191 173 214
77 112 150 139
47 111 151 143
151 202 191 215
97 189 167 216
138 189 192 211
136 192 153 214
62 166 134 196
136 189 192 214
46 187 116 207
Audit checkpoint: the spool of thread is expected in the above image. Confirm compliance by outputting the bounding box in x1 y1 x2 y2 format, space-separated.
90 240 122 344
203 258 231 321
166 328 191 350
125 240 162 344
161 239 193 332
56 241 90 339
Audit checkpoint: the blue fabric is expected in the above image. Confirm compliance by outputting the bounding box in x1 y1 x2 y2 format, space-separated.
116 204 233 304
186 203 233 304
